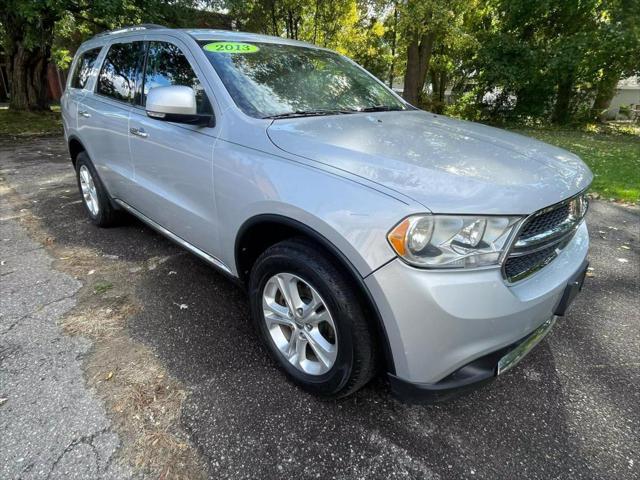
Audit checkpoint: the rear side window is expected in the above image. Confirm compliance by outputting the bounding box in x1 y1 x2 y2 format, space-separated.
70 48 101 89
143 41 212 114
97 42 144 103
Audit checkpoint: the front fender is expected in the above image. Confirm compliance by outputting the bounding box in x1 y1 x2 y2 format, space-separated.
212 140 417 277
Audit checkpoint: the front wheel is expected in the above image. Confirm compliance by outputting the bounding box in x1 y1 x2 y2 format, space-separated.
249 238 377 398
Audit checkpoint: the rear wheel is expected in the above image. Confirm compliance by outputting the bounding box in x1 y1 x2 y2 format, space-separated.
249 238 377 398
75 152 119 227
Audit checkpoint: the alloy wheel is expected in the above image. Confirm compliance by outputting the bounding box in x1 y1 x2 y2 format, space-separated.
262 273 338 375
79 165 99 216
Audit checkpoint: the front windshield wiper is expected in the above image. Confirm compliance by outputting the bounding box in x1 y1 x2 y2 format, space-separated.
263 109 356 119
356 105 405 112
263 105 405 119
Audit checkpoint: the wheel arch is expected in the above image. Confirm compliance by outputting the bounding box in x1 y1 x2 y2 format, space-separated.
68 135 86 168
235 213 396 374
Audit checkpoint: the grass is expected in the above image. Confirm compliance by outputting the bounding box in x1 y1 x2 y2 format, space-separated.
93 280 114 295
0 105 62 137
513 123 640 203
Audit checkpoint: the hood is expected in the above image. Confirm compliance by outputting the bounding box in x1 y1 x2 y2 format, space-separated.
266 111 592 214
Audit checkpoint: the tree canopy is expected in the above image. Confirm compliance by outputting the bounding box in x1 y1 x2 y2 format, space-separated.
1 0 638 123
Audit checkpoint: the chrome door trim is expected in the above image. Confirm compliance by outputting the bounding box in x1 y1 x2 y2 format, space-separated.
113 198 232 275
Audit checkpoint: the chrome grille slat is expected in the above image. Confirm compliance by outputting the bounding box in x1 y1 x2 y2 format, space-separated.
513 214 579 249
508 230 576 257
503 193 588 283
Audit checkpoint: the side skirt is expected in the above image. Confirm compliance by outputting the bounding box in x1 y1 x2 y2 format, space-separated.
113 199 235 278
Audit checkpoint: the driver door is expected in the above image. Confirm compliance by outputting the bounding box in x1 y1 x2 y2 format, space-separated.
128 38 219 254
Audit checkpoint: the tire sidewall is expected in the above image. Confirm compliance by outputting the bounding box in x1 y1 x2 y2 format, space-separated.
249 249 358 396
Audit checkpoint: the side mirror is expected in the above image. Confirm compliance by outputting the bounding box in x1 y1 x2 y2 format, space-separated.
146 85 214 127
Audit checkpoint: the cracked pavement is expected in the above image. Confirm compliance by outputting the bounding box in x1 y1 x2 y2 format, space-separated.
0 178 133 479
1 136 639 479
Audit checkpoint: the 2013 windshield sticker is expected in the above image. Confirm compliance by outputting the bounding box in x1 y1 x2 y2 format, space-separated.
203 42 260 53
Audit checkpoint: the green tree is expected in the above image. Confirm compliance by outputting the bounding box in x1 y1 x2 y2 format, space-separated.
463 0 639 124
0 0 203 111
396 0 463 105
223 0 390 79
589 0 640 121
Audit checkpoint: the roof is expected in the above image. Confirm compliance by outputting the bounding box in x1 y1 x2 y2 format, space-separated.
81 25 318 50
182 29 317 48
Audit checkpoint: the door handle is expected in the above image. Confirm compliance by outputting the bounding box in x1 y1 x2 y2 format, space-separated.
78 110 91 118
129 127 148 138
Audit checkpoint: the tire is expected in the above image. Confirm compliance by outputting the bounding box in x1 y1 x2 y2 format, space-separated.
75 152 119 227
249 238 377 398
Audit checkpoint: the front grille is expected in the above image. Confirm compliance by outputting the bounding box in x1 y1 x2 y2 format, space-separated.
504 245 560 282
519 203 571 240
504 193 587 283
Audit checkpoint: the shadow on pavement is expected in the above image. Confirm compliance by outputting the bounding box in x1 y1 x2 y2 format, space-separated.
3 137 637 479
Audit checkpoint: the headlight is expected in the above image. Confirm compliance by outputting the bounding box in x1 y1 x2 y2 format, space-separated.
387 214 522 268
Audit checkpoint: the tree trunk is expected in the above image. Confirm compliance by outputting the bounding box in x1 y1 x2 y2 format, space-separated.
551 72 575 124
313 0 320 44
591 71 620 122
402 32 436 105
3 9 56 111
388 5 397 88
270 1 279 36
8 43 50 111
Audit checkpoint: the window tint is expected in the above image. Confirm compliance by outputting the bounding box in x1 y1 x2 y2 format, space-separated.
70 48 101 89
199 42 405 118
144 42 211 114
97 42 144 103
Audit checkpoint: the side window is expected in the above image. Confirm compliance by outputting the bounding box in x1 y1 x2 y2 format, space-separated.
70 48 101 89
96 42 145 103
143 41 212 114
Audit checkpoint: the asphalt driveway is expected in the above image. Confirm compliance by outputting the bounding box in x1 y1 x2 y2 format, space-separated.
1 136 638 480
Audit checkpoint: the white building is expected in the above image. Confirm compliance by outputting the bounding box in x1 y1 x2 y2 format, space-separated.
606 76 640 120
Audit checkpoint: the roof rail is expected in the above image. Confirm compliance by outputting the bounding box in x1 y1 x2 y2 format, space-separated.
94 24 166 38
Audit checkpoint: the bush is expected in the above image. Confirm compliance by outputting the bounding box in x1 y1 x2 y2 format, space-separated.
445 91 484 121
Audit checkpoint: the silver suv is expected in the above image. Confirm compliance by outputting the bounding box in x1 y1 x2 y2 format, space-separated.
61 26 592 401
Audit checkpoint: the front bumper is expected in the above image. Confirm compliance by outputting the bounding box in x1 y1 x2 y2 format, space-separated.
366 221 589 400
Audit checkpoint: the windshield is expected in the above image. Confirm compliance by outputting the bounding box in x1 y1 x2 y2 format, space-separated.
199 41 407 118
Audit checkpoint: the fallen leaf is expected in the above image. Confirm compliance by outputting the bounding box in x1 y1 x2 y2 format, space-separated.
105 371 114 381
616 258 629 263
88 269 95 275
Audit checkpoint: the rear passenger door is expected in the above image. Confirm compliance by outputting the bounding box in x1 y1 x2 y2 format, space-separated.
78 39 145 199
62 47 102 142
128 38 219 255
